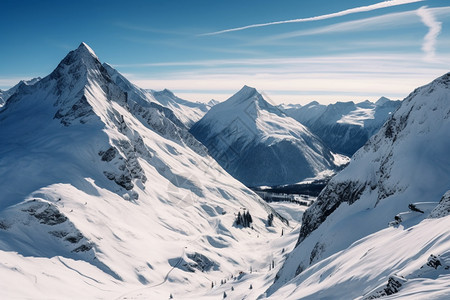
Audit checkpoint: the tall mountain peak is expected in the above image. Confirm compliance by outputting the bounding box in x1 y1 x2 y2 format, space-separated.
52 42 101 77
190 86 345 187
232 85 258 101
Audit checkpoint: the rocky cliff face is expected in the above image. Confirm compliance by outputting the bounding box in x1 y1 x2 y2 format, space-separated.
270 72 450 293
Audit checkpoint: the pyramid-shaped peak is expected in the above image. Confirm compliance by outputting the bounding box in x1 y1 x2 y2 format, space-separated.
239 85 257 95
49 43 104 82
161 88 175 96
56 42 100 69
227 85 261 104
375 96 391 106
76 42 98 59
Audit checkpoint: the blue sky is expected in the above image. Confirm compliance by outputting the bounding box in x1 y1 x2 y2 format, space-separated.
1 0 450 104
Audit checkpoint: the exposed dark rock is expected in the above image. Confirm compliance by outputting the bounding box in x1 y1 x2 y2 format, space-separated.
297 181 366 246
65 233 84 244
27 204 68 225
363 275 407 299
185 252 219 272
428 191 450 218
72 244 93 253
49 230 69 238
99 147 118 162
0 220 9 230
427 254 442 269
310 242 325 265
53 95 95 126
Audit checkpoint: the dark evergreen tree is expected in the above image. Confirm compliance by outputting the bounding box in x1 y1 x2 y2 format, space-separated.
267 213 274 226
236 212 242 226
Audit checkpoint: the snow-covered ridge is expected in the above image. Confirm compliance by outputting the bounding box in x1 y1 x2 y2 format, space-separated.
0 77 41 108
280 97 401 156
190 85 347 187
150 88 214 128
270 72 450 297
0 43 289 298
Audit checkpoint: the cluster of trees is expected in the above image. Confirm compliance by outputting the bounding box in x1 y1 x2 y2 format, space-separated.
267 213 274 226
235 210 253 227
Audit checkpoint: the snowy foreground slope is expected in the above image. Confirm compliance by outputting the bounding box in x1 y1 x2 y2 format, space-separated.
280 98 401 156
0 43 289 299
190 86 348 187
269 73 450 299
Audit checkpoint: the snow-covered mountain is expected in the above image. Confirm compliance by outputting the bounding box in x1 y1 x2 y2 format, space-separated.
269 73 450 298
0 43 289 298
0 77 41 107
280 98 401 156
190 86 348 187
150 89 215 128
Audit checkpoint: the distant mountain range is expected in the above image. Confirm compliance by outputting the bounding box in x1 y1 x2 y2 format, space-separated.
279 97 401 156
0 77 41 107
150 89 217 128
190 86 348 187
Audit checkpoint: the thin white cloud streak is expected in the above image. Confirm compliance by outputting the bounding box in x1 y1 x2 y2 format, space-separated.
263 10 416 41
113 53 443 70
200 0 424 36
255 6 450 43
417 6 442 62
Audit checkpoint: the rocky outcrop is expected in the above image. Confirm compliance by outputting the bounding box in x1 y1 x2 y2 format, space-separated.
428 190 450 219
297 180 366 245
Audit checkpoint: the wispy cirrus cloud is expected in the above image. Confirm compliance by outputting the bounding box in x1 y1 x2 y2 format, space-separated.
121 53 450 104
259 9 416 42
417 6 442 61
199 0 424 36
254 6 450 43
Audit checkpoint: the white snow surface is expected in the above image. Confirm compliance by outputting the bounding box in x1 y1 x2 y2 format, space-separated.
0 43 292 299
270 215 450 299
271 72 450 298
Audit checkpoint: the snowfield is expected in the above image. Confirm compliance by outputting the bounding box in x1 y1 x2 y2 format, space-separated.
0 43 294 299
0 42 449 300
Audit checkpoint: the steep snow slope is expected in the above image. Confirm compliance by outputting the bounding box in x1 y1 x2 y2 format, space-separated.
281 98 401 156
190 86 347 187
0 43 288 298
0 77 41 107
270 72 450 297
269 207 450 299
102 62 205 154
150 89 214 128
